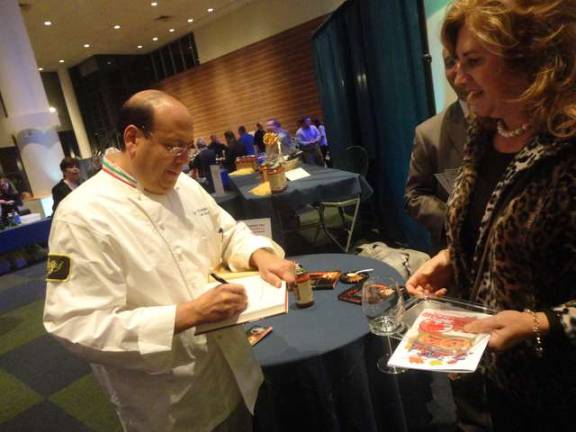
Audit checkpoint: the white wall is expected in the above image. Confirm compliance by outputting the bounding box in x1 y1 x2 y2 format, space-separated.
195 0 346 63
425 0 455 113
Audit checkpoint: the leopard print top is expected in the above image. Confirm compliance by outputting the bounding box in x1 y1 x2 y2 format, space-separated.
446 121 576 407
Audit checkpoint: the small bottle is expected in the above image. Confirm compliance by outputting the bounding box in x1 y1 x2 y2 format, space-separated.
294 264 314 308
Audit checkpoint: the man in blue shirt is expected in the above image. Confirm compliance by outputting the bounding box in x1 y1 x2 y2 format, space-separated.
296 117 324 166
238 126 255 155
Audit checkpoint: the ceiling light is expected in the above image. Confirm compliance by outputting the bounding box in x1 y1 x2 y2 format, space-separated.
38 67 44 71
153 36 158 41
83 43 90 48
137 45 143 49
114 24 121 30
187 18 194 23
150 1 158 6
49 107 57 113
207 8 214 13
169 28 175 32
44 21 52 26
58 59 65 63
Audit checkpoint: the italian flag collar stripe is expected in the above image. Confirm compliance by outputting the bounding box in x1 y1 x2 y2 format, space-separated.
102 157 137 188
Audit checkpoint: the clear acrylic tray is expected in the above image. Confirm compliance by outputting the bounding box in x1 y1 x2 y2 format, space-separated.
394 296 494 339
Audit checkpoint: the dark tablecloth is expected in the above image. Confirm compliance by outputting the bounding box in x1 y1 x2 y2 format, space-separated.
229 164 372 243
0 218 52 254
252 254 411 432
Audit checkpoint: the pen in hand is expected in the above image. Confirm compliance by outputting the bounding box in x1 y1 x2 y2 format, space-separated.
210 272 230 285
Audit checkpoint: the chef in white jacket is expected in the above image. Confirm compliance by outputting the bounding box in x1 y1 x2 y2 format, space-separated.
43 90 295 432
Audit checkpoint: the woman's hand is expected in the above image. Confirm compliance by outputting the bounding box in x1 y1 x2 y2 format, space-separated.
464 310 550 351
406 249 453 297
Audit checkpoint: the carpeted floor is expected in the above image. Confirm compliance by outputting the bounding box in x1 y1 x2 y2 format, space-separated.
0 262 122 432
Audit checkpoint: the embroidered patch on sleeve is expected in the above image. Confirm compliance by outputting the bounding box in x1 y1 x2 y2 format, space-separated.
46 254 71 282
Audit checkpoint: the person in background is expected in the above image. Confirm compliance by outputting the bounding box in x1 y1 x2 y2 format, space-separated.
238 126 255 155
265 119 294 155
51 156 81 212
313 118 330 164
404 49 469 255
88 153 103 178
189 137 216 191
209 134 227 159
223 130 246 172
296 116 324 166
43 89 295 432
0 176 19 227
407 1 576 430
253 123 265 154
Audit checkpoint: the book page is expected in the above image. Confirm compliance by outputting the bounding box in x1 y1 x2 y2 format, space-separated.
285 167 310 181
196 275 287 334
388 308 490 373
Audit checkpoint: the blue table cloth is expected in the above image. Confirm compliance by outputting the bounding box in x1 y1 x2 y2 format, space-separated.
229 164 372 243
252 253 411 432
0 218 52 254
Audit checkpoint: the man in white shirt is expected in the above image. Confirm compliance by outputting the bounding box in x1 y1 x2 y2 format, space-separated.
43 90 295 432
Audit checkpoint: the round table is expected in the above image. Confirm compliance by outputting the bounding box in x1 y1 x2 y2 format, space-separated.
252 253 409 432
253 253 402 367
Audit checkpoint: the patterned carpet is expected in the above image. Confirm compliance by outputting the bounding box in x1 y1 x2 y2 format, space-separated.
0 262 122 431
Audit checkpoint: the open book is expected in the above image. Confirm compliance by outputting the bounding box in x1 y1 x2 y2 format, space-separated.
195 275 287 334
387 308 490 373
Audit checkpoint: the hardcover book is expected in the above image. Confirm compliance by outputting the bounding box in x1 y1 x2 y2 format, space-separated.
196 275 287 334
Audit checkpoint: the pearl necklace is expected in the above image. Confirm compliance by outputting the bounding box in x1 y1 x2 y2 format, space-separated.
496 120 530 138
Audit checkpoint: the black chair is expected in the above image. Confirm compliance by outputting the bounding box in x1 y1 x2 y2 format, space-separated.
314 145 370 252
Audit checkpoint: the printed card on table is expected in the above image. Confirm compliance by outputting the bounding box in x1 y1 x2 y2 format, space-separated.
388 308 491 373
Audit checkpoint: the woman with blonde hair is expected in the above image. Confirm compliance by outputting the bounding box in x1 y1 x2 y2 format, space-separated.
407 0 576 429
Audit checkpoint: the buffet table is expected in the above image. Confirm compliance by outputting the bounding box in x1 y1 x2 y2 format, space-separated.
228 164 371 244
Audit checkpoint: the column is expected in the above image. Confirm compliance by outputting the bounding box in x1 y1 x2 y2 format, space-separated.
0 0 64 197
58 67 92 159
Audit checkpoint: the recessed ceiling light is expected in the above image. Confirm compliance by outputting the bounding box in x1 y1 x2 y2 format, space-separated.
169 28 175 32
58 59 65 63
114 24 121 30
207 8 214 13
137 45 143 49
150 1 158 6
83 43 90 48
38 67 44 71
187 18 194 23
44 21 52 26
49 106 57 113
153 36 158 41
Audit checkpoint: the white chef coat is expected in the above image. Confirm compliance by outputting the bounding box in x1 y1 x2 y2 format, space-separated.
44 154 283 432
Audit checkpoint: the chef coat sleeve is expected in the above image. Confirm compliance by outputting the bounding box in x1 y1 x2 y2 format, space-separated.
43 219 176 372
205 193 284 271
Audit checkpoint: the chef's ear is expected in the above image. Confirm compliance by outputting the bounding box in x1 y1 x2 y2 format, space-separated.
124 125 141 157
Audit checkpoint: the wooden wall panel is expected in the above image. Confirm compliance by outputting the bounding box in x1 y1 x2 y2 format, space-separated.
159 17 325 141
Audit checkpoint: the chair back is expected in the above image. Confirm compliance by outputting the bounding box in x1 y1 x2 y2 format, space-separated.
344 146 369 177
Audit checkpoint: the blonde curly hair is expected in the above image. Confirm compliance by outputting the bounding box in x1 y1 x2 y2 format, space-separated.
442 0 576 138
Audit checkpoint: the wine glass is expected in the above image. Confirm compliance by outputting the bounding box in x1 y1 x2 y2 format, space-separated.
362 276 406 374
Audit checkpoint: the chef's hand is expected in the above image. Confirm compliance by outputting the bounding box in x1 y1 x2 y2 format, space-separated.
406 249 453 298
463 310 549 352
175 284 247 333
250 249 296 288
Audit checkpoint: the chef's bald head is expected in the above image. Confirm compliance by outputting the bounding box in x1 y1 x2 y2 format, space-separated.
117 90 186 150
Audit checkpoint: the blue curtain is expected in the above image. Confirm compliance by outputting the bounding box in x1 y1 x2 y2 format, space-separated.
313 0 432 250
